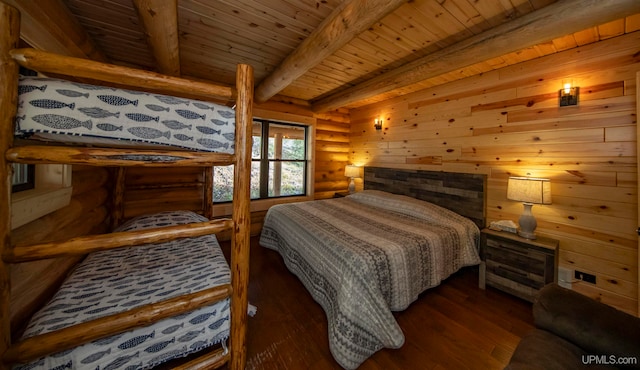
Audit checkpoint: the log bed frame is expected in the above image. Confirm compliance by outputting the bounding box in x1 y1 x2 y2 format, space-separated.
0 3 253 370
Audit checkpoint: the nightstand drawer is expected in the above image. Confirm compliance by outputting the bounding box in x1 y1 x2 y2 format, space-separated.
479 228 558 302
484 242 547 276
485 259 545 289
485 271 539 301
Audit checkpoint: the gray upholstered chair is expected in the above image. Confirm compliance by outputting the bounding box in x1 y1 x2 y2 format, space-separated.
506 283 640 370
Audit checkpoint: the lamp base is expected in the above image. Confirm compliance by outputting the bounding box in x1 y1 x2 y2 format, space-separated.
517 203 538 240
517 229 537 240
348 178 355 194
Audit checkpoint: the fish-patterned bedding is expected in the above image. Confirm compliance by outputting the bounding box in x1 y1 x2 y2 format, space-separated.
15 76 236 153
16 211 231 370
259 190 481 369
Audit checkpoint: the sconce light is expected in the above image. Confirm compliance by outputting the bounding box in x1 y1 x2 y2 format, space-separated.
559 80 578 106
374 118 382 130
507 176 552 240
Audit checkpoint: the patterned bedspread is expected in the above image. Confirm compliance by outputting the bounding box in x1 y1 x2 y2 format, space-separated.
259 190 481 369
17 211 231 370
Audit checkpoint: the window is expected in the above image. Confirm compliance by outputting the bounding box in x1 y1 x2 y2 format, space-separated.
11 163 35 193
11 164 72 230
213 119 308 202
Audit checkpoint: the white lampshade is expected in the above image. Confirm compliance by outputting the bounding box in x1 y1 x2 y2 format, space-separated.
507 176 551 240
344 165 361 179
507 177 552 204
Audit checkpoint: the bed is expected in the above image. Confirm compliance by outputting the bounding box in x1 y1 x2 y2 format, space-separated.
259 168 486 369
16 211 232 370
0 3 253 370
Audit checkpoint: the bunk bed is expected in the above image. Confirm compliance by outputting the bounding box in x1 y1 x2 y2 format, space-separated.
0 3 253 370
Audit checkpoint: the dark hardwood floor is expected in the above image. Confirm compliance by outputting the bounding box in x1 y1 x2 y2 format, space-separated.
231 237 534 370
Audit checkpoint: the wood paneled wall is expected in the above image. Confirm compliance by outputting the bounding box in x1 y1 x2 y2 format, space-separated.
350 31 640 315
9 165 110 335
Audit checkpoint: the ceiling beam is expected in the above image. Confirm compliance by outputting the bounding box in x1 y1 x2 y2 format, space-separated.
3 0 107 62
132 0 181 77
311 0 640 113
254 0 407 104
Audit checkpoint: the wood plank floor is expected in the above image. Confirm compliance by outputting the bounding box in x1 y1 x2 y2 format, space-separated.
225 237 535 370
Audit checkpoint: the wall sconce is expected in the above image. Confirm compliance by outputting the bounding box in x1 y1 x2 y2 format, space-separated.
559 80 578 106
507 176 552 240
374 118 382 130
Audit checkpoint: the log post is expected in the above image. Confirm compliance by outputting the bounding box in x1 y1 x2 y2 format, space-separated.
230 63 253 370
0 3 19 368
204 167 213 219
112 167 126 229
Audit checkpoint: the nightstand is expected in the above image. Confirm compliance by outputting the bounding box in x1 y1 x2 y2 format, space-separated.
333 191 351 198
479 228 558 302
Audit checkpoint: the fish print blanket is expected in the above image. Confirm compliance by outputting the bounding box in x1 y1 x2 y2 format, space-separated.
15 76 236 153
16 211 231 370
259 190 481 369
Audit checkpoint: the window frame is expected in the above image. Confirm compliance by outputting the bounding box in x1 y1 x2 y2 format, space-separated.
11 163 35 193
211 115 314 216
256 119 308 200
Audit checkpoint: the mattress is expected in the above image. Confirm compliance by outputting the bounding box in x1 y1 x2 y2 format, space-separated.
15 76 236 153
15 211 231 370
259 190 481 369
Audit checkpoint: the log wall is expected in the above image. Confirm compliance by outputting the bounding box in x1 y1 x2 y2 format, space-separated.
10 165 110 334
314 109 351 199
350 31 640 315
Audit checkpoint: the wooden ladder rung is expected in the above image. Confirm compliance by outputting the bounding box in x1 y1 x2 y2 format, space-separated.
4 219 233 262
6 146 235 167
3 284 232 365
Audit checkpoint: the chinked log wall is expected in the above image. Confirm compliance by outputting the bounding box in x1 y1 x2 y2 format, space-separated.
350 31 640 315
10 165 110 334
315 108 351 199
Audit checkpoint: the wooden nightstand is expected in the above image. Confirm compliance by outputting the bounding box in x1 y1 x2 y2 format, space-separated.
479 228 558 302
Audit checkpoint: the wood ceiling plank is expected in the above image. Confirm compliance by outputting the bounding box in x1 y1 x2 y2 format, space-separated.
598 19 626 40
182 0 311 44
6 0 107 61
65 0 142 32
439 0 493 35
212 0 331 34
133 0 181 76
409 0 474 47
179 3 299 52
573 27 600 46
551 34 579 52
312 0 640 112
382 8 446 57
481 0 531 26
177 15 286 64
254 0 407 103
626 14 640 32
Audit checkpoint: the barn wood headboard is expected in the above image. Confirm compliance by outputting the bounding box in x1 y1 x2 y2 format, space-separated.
364 167 486 229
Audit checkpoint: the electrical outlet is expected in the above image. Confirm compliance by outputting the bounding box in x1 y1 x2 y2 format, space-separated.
574 270 596 284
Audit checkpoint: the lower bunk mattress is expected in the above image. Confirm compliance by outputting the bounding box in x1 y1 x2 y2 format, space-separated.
15 211 231 370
